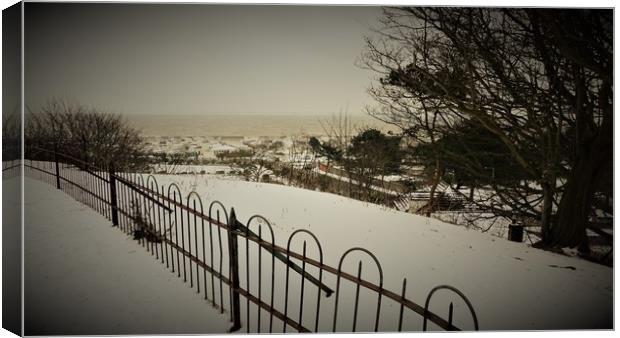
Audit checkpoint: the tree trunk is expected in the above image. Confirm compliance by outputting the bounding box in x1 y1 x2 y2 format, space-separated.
540 180 554 246
426 160 444 217
552 134 611 250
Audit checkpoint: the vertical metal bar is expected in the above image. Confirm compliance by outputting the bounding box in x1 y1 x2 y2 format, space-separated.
298 241 307 332
398 278 407 332
157 187 164 263
79 170 83 203
257 227 262 333
91 171 95 210
123 175 131 234
208 215 215 303
92 171 98 213
269 238 275 334
86 170 92 207
448 302 454 331
202 217 207 300
73 169 78 201
352 261 362 332
180 198 187 282
94 172 98 212
332 272 342 332
245 222 250 333
88 171 94 210
162 185 170 268
104 171 110 219
134 180 142 245
193 200 199 293
314 256 323 332
173 191 180 276
282 248 291 333
96 174 103 215
374 287 382 332
185 204 192 286
117 175 124 232
67 170 75 202
216 210 224 313
148 182 154 255
227 208 241 332
141 178 148 250
98 169 103 216
109 165 119 226
152 183 159 261
186 204 193 287
86 170 91 207
95 174 100 212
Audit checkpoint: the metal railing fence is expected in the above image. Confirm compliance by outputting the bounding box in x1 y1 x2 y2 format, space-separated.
23 147 479 333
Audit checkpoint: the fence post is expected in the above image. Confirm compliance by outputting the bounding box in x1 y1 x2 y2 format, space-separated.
227 207 242 332
54 148 61 189
109 164 119 227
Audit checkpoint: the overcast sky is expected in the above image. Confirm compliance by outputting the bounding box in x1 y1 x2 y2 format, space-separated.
25 3 383 115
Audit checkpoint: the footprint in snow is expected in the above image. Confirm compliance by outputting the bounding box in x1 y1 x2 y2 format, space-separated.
548 264 577 270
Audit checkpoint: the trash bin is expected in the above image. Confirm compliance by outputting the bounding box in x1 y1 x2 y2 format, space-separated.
508 223 524 242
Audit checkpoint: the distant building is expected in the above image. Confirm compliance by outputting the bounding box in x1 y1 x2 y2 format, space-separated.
217 136 244 142
211 143 240 156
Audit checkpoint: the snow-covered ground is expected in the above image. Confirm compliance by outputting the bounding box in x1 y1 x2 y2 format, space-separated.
19 169 613 333
150 174 613 331
22 177 231 335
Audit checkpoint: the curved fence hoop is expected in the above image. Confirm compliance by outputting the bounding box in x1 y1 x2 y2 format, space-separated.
208 200 229 224
246 215 276 243
285 229 325 332
286 229 324 260
336 247 384 285
187 191 205 213
186 191 206 292
207 200 228 315
332 247 384 333
423 285 479 331
245 215 277 333
134 173 145 187
166 182 182 199
146 175 159 190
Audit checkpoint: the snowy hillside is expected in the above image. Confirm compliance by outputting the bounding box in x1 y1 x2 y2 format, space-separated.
23 177 231 335
152 174 612 330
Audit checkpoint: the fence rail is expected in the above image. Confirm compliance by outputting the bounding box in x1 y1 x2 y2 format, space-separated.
23 146 479 333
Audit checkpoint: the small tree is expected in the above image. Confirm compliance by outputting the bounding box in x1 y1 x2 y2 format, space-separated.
347 129 403 201
309 136 343 164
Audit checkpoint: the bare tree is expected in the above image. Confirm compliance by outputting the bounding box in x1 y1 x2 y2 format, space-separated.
361 8 612 251
2 111 21 161
26 98 147 171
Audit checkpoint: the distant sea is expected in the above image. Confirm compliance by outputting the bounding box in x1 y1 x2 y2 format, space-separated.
125 114 398 137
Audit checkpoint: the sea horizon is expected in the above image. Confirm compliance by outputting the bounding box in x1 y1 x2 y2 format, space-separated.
125 112 398 138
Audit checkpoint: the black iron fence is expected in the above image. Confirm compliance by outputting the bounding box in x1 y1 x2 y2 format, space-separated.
2 159 21 179
23 147 479 333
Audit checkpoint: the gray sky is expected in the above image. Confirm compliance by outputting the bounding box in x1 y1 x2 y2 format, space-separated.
25 3 383 115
